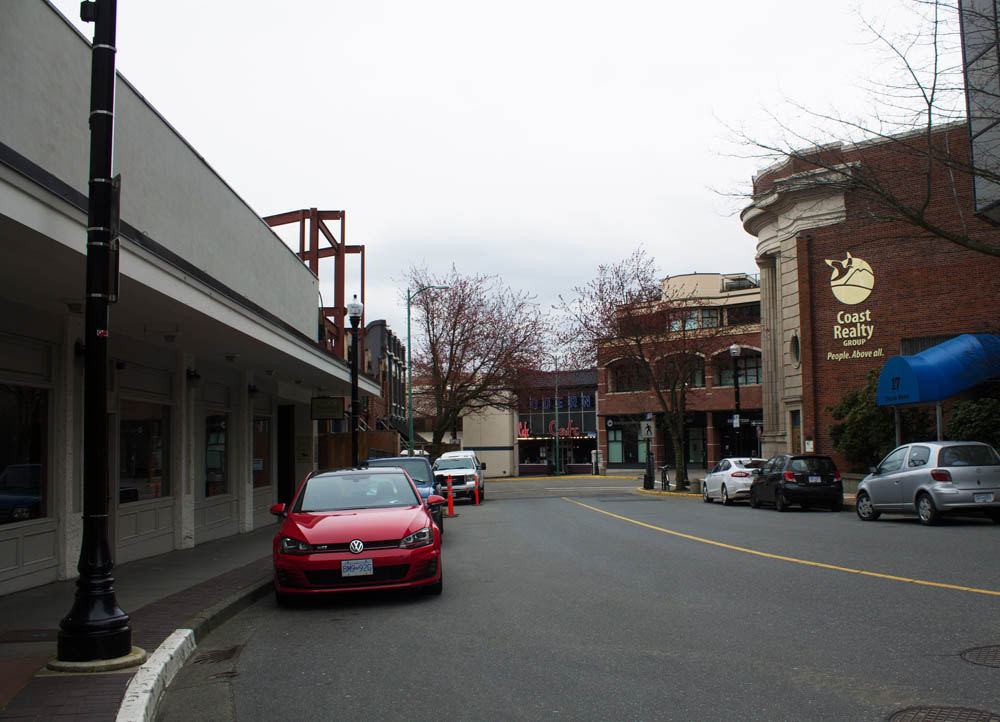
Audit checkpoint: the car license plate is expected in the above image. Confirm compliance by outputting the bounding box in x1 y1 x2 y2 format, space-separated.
341 558 373 577
809 475 821 484
974 493 994 503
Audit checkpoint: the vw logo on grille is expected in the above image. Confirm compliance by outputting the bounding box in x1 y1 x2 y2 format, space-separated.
349 539 364 554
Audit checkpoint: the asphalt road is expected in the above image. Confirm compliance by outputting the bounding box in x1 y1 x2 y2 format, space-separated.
157 478 1000 722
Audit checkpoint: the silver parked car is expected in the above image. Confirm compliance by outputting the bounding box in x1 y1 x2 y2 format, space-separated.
702 457 765 505
856 441 1000 525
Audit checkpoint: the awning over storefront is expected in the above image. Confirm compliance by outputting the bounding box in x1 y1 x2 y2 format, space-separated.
877 334 1000 406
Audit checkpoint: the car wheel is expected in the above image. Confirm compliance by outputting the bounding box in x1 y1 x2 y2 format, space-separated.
703 484 712 503
721 485 732 506
775 490 788 512
436 511 445 536
828 498 843 513
749 488 760 509
480 483 486 502
800 502 810 511
855 492 880 521
917 493 940 525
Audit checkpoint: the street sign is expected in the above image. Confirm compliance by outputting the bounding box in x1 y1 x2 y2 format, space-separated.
732 414 740 428
641 421 654 440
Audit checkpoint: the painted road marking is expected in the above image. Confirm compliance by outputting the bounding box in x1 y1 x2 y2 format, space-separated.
564 497 1000 597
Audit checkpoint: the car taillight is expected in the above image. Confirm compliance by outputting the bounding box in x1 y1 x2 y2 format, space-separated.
732 471 749 477
834 471 841 481
930 469 952 482
784 471 795 481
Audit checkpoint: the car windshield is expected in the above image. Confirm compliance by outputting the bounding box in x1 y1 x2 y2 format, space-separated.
367 459 432 484
789 457 837 474
433 459 475 471
938 445 1000 467
740 460 765 470
296 472 419 512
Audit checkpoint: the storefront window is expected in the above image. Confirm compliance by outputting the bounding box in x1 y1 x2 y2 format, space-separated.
119 400 170 503
608 429 623 463
252 416 271 488
0 385 47 525
205 413 229 497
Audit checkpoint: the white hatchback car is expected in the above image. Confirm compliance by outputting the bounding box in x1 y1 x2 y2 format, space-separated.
702 457 766 505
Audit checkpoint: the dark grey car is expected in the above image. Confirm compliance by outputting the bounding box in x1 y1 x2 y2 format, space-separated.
856 441 1000 525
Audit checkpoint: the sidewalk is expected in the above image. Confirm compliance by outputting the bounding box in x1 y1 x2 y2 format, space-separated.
0 523 278 721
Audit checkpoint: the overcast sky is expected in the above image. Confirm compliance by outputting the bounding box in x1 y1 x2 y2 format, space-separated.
49 0 925 340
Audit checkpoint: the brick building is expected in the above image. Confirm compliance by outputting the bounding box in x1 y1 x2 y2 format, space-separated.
741 123 1000 469
597 273 763 473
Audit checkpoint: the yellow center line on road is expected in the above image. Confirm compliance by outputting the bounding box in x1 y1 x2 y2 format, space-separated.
563 497 1000 597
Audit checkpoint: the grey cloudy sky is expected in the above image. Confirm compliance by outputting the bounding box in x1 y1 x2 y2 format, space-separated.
49 0 920 339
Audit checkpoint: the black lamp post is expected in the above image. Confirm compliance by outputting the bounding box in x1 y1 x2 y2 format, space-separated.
58 0 132 662
729 342 742 458
348 295 364 467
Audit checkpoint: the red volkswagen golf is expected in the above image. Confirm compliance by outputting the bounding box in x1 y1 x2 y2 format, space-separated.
271 467 444 603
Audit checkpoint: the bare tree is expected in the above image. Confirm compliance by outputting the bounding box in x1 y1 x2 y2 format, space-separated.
558 248 733 487
732 0 1000 258
408 265 547 458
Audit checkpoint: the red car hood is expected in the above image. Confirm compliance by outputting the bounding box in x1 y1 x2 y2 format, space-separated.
283 505 429 544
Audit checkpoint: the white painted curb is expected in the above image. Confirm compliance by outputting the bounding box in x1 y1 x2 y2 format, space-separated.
115 629 196 722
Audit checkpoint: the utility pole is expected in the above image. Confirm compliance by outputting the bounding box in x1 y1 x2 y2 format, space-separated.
58 0 131 662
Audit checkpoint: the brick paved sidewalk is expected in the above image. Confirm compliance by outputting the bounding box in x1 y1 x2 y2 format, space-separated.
0 557 272 721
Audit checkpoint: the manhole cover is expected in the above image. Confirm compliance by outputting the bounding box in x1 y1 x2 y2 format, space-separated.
889 708 1000 722
191 645 242 664
961 646 1000 668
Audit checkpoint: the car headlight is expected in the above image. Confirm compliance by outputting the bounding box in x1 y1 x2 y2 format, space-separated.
400 527 433 548
279 536 312 554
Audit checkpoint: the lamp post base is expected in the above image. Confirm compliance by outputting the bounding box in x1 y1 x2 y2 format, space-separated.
57 573 131 662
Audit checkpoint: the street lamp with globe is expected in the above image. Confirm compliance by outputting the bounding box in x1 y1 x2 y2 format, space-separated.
348 295 364 466
729 342 742 458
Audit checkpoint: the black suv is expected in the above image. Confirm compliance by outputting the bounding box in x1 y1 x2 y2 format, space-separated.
750 454 843 512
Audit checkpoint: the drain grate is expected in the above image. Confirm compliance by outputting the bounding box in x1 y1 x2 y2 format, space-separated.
191 645 243 664
961 646 1000 668
889 708 1000 722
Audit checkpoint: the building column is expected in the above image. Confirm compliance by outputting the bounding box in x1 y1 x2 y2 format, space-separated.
174 352 195 549
706 413 720 468
758 256 784 457
236 369 253 533
56 314 84 580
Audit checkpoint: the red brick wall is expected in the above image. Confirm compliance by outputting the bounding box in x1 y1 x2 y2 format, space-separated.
791 125 1000 468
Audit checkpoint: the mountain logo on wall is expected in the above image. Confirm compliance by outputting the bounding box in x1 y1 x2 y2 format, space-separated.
824 252 874 305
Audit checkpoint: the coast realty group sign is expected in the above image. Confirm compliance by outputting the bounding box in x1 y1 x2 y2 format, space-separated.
824 252 885 363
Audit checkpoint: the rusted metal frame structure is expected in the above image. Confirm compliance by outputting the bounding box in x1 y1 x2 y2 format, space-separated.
264 208 365 358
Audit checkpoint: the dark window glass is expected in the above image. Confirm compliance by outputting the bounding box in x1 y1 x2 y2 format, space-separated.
119 400 170 503
0 385 47 524
205 413 229 497
939 445 1000 467
252 416 271 488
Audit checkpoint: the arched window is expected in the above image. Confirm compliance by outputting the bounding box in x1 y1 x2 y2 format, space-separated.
607 360 646 393
715 349 762 386
658 354 705 388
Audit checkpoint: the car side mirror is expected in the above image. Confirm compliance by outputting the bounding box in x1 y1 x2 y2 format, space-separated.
869 466 878 475
269 503 287 517
427 494 445 506
481 462 487 470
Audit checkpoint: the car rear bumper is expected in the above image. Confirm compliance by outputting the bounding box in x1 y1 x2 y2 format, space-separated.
933 487 1000 512
274 545 441 595
782 484 843 503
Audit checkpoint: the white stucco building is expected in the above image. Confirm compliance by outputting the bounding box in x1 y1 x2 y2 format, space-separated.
0 0 378 595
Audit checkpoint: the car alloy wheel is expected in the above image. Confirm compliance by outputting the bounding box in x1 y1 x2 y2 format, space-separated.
703 484 712 503
855 492 880 521
775 490 788 512
750 488 760 509
917 493 939 525
722 485 731 506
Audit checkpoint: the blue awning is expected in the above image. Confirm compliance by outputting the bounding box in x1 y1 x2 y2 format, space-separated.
877 334 1000 406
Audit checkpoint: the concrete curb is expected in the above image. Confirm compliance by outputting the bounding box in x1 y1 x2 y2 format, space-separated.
116 574 273 722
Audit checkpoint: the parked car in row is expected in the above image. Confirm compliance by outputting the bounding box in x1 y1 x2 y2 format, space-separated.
364 456 445 533
432 452 486 502
270 466 444 603
702 457 765 505
856 441 1000 525
750 454 843 512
